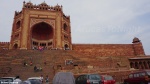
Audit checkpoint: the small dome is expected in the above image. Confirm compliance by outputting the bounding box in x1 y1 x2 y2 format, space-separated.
26 1 33 5
132 37 140 43
40 1 48 6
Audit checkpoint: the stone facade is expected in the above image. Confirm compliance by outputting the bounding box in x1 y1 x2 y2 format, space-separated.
72 43 144 57
0 42 9 50
1 2 146 57
1 2 150 83
9 1 72 50
0 1 149 71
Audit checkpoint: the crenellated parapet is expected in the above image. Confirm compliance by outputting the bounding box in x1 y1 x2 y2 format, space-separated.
23 1 62 12
14 1 70 20
15 1 70 20
0 42 9 44
14 1 65 17
15 11 22 16
0 42 10 50
63 13 70 20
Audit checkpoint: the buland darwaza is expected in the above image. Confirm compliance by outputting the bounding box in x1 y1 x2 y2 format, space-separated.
9 1 72 50
0 1 150 82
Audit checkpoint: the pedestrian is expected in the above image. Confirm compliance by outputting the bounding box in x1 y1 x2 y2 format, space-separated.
45 75 49 84
34 66 37 71
44 60 47 65
40 75 44 83
23 62 27 67
39 67 42 71
30 61 33 66
14 76 22 84
145 75 150 84
53 72 75 84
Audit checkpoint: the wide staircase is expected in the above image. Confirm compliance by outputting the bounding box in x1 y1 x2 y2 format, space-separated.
0 49 133 83
0 50 87 81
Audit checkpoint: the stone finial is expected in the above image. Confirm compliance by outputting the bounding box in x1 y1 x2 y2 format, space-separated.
23 1 25 4
23 1 26 8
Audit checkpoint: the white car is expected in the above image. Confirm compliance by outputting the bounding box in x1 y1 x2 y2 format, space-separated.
28 77 42 80
24 77 42 84
0 77 21 84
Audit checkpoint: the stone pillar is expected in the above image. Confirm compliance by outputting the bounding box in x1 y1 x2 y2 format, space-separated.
145 61 149 69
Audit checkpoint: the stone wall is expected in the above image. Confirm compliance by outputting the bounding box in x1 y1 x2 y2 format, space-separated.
132 42 145 56
0 42 9 50
72 43 144 57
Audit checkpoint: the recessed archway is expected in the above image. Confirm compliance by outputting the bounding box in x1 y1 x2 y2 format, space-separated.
135 62 139 69
16 21 21 29
64 44 69 50
13 43 18 49
32 22 53 40
130 62 134 68
31 22 53 49
63 23 68 31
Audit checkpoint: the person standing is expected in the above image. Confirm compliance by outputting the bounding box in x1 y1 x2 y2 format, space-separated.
40 75 44 83
45 75 49 84
34 66 37 72
23 62 27 67
52 72 75 84
14 76 22 84
30 61 33 66
145 75 150 84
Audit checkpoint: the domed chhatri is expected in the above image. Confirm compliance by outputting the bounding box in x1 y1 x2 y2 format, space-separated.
26 1 33 5
39 1 48 6
132 37 141 43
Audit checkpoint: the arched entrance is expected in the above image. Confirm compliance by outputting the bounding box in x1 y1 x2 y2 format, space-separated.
139 61 144 69
148 61 150 68
135 62 139 69
130 62 134 68
13 43 18 49
64 44 69 50
31 22 53 50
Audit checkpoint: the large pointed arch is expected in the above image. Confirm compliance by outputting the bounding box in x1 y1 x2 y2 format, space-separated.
31 22 54 49
13 43 18 49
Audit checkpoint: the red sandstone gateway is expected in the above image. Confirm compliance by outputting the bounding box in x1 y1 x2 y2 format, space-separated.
124 70 150 84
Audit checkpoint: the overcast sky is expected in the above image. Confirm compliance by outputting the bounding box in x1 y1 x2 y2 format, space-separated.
0 0 150 55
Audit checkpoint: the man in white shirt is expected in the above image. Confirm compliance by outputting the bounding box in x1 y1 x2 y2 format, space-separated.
14 76 22 84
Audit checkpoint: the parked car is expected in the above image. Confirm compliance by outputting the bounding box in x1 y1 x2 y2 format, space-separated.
53 72 75 84
21 77 42 84
0 77 22 84
101 75 115 84
21 80 41 84
27 77 42 81
27 77 42 84
124 70 150 84
75 73 101 84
